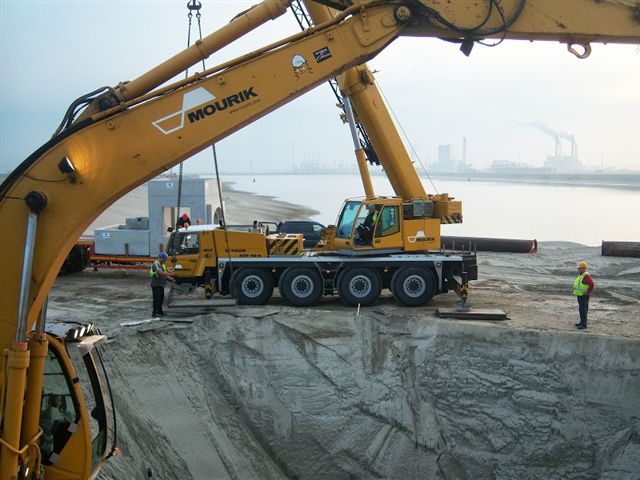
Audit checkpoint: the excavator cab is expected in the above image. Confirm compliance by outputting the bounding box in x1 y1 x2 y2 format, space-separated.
37 324 116 478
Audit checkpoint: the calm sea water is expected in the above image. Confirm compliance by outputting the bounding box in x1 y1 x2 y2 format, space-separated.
223 174 640 246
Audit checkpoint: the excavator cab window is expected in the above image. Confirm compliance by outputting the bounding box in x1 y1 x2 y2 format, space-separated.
67 343 110 468
39 348 80 465
39 331 115 473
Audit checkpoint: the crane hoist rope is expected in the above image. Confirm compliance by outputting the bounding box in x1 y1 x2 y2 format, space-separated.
174 0 234 284
173 0 204 246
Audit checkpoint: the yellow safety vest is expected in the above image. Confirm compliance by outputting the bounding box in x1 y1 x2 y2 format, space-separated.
149 261 167 277
573 272 589 296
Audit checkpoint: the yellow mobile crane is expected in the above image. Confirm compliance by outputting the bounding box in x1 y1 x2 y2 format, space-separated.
0 1 638 478
165 0 470 307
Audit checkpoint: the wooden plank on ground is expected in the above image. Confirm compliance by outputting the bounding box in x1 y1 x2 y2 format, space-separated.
168 298 237 308
436 308 508 320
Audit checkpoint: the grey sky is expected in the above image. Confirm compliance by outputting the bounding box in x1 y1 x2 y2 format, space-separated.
1 0 639 175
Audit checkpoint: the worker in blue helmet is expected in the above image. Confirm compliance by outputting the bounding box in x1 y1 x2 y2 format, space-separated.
149 251 175 317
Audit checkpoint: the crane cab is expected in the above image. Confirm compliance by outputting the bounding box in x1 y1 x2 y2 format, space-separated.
327 197 443 252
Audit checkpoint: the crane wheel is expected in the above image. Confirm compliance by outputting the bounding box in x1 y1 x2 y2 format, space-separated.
337 267 382 307
230 268 274 305
391 267 436 307
278 267 323 307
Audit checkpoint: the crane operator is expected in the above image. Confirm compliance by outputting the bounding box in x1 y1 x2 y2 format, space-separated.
357 204 381 246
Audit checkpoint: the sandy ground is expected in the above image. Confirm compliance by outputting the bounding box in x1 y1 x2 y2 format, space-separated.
48 242 640 339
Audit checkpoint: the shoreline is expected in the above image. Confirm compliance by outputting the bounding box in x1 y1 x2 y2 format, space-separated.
221 181 320 224
221 171 640 191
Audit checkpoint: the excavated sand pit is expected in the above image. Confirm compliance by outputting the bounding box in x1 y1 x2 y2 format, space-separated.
96 309 639 479
42 237 640 479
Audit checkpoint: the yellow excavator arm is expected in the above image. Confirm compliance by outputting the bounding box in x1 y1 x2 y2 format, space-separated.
0 1 638 478
319 0 640 46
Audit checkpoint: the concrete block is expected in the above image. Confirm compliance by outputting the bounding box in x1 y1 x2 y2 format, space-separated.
94 227 150 256
124 217 149 230
148 176 221 255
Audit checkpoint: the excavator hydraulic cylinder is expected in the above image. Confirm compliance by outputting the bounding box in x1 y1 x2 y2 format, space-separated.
0 344 30 480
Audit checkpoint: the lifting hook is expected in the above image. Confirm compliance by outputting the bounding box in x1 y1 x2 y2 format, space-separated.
567 42 592 59
187 0 201 11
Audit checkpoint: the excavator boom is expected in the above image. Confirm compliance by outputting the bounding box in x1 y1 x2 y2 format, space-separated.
319 0 640 45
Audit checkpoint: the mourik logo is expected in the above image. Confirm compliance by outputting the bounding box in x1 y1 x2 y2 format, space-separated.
152 87 217 135
407 230 435 243
152 86 259 135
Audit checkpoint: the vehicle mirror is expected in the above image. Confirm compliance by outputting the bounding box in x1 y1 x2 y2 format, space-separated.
167 227 174 233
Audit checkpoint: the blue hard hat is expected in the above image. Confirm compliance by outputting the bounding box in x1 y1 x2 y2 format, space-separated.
159 252 168 259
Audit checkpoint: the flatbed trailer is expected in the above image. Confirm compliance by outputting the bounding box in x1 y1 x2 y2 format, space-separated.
61 240 155 274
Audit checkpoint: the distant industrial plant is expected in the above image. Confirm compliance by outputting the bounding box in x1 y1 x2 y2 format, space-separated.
430 121 582 175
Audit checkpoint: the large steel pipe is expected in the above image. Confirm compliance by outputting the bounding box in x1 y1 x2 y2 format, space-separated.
601 241 640 258
442 236 537 253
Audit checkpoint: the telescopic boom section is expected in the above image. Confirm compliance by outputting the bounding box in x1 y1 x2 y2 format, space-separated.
304 0 429 201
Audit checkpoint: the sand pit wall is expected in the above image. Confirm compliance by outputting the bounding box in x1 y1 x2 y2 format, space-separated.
99 310 640 479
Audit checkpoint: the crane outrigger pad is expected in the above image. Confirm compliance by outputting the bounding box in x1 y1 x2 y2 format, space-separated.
436 308 508 321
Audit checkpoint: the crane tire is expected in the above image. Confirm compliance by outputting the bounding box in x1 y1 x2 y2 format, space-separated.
337 267 382 307
391 267 436 307
231 268 274 305
279 267 323 307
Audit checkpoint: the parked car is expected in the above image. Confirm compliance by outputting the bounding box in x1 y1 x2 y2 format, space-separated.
277 220 326 248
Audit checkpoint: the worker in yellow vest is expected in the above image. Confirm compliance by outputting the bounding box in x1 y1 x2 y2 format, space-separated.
573 261 595 330
150 252 175 317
